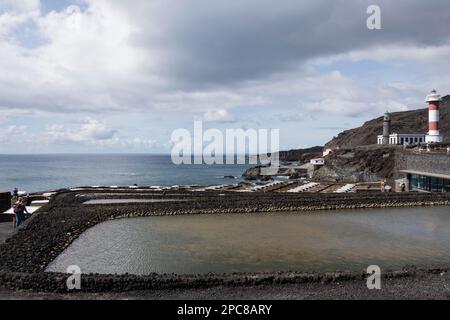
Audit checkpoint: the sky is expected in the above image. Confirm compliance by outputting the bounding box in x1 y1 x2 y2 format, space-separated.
0 0 450 154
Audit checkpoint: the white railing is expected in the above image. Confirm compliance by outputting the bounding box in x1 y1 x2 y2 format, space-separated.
287 182 320 193
194 184 229 192
248 181 284 192
335 184 356 193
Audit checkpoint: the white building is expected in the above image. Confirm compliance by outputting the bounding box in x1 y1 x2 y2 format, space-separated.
377 133 426 145
310 158 325 165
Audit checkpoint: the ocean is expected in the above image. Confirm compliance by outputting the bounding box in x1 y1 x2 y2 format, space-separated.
0 154 253 193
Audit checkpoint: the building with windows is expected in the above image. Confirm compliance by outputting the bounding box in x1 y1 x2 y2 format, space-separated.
400 153 450 193
376 111 426 145
406 172 450 192
377 133 426 145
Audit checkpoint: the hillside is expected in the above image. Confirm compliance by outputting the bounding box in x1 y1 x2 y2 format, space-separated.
312 145 406 183
278 146 323 162
325 96 450 149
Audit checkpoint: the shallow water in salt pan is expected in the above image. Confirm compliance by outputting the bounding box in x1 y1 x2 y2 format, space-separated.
46 206 450 275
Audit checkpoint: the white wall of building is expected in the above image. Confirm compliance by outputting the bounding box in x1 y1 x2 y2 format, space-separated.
377 134 425 145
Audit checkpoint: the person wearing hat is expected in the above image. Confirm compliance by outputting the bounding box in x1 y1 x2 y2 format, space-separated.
13 200 28 228
11 188 19 206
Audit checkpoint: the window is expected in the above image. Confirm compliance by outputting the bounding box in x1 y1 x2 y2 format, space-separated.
410 174 427 191
410 174 449 192
444 179 450 192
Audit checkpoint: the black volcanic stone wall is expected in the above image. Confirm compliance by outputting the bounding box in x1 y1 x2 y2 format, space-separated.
406 153 450 175
0 192 11 213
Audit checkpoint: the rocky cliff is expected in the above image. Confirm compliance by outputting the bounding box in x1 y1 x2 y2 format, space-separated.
313 145 407 183
325 96 450 149
242 146 324 180
278 146 323 162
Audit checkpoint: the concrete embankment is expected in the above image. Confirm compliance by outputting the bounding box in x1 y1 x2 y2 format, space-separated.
0 190 450 294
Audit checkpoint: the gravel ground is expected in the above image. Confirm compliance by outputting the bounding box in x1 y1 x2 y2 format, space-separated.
0 222 14 244
1 271 449 300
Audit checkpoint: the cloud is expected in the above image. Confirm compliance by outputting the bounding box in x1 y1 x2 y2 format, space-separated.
304 99 409 118
200 109 236 123
0 0 40 12
44 117 116 143
1 0 450 152
0 0 40 36
297 72 412 117
1 0 450 119
111 0 450 86
278 113 306 122
40 117 160 150
0 125 28 142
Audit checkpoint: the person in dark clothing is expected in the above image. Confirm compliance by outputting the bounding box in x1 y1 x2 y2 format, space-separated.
11 188 19 227
13 200 28 228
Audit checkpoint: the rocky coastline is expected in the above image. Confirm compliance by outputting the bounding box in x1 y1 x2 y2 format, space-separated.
1 189 450 295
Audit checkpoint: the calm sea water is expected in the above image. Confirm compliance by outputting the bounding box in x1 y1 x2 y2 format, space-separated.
0 154 252 193
47 206 450 275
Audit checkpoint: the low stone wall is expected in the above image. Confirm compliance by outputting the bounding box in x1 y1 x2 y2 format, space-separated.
0 192 11 214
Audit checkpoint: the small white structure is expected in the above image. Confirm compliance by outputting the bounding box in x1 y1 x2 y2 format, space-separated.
377 133 425 145
31 200 50 205
43 192 57 197
322 149 333 157
310 158 325 166
247 181 284 192
335 184 356 193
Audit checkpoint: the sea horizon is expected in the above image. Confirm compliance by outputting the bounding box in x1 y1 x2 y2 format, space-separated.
0 154 254 193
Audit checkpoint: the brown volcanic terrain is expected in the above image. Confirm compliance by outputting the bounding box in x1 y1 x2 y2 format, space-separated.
325 96 450 149
312 145 405 183
278 146 323 162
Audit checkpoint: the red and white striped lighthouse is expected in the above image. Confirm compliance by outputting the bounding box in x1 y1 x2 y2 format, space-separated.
425 89 443 143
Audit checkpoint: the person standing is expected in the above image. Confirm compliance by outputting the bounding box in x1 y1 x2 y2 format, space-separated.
13 200 28 228
11 188 19 206
11 188 19 228
380 179 386 192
